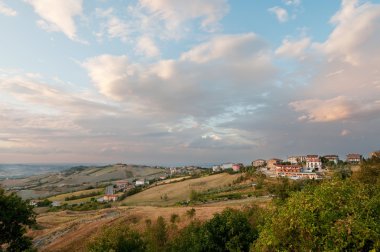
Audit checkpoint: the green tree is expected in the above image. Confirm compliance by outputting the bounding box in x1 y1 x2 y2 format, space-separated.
87 224 146 252
203 208 257 252
145 216 168 252
253 180 380 251
0 187 36 251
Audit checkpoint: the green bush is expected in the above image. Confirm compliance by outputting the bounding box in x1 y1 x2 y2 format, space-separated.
87 224 146 252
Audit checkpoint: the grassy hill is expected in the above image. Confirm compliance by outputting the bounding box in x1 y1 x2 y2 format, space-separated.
120 173 241 206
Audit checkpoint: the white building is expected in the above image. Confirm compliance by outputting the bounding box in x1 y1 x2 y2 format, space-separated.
305 155 322 172
221 163 233 170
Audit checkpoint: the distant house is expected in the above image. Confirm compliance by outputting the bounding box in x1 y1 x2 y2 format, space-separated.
252 159 266 167
103 195 118 202
346 153 362 163
287 156 306 164
103 185 118 202
232 163 243 172
221 163 234 170
275 164 302 175
324 155 339 164
287 156 299 164
275 164 319 179
114 180 130 191
305 155 322 172
135 179 149 186
267 158 283 171
212 165 221 172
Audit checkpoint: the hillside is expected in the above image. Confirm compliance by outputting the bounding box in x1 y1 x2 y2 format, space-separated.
0 164 167 199
120 172 241 206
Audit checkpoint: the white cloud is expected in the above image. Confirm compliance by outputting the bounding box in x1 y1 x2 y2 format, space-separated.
276 37 311 59
139 0 229 32
83 33 276 118
289 96 380 122
25 0 83 40
282 0 301 6
268 6 289 23
135 36 160 58
315 0 380 65
0 1 17 16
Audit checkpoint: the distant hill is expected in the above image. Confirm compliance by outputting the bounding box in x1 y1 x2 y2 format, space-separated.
0 163 167 199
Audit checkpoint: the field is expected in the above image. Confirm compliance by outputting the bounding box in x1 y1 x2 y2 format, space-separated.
120 173 241 206
30 204 248 252
48 188 104 202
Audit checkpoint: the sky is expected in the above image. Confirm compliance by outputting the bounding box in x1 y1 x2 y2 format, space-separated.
1 0 380 165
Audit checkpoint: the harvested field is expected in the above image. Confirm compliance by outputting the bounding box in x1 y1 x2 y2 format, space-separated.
120 173 241 206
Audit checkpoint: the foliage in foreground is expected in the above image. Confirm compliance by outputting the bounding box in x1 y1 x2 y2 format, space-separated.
88 158 380 252
253 180 380 251
87 224 146 252
0 188 36 252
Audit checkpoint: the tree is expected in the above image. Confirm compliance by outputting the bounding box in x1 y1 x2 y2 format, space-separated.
87 224 146 252
0 187 36 251
145 216 168 252
253 180 380 251
203 208 257 252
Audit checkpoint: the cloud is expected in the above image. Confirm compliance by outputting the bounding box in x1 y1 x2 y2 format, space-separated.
0 1 17 16
276 37 311 59
315 0 380 65
268 6 289 23
95 8 130 42
25 0 83 40
139 0 229 32
289 96 380 122
289 0 380 124
282 0 301 6
135 36 160 58
83 33 276 118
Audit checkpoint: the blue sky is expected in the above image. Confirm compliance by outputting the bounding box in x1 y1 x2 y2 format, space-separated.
1 0 380 165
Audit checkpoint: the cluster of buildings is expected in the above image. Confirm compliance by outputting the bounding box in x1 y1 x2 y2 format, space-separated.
212 163 243 172
250 153 365 180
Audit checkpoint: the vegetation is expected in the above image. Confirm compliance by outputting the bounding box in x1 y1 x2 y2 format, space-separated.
86 158 380 252
87 224 146 252
0 187 36 251
64 191 102 201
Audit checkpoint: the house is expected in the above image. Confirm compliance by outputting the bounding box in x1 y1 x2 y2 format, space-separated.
114 180 130 191
135 179 149 186
232 163 243 172
275 164 320 179
346 153 362 163
305 155 322 172
103 194 118 202
287 156 306 164
323 155 339 164
287 156 299 164
103 185 118 202
221 163 233 170
267 158 283 171
252 159 266 167
275 164 302 176
212 165 221 172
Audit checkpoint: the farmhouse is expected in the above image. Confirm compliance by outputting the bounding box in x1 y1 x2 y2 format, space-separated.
346 153 362 163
